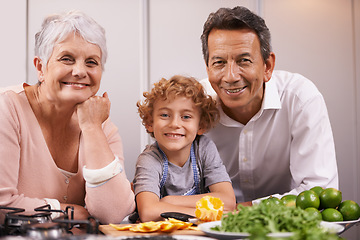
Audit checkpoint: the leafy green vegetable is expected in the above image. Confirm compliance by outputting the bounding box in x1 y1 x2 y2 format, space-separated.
211 201 343 239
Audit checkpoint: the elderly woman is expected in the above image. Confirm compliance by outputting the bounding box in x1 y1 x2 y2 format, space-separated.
0 11 135 224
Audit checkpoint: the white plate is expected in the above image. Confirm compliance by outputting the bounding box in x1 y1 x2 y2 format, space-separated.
320 221 345 233
198 221 249 239
198 221 344 239
330 217 360 225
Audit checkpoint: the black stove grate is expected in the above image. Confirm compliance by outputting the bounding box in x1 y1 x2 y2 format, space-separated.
0 205 99 238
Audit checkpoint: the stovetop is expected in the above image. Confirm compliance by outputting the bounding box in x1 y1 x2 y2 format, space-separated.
0 205 99 239
1 206 211 240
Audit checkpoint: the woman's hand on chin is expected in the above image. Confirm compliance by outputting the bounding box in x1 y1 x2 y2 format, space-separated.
76 92 111 131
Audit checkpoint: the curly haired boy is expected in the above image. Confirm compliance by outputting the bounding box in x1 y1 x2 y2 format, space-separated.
133 75 236 222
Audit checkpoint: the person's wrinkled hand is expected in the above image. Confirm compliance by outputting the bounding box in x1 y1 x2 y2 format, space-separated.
76 92 111 131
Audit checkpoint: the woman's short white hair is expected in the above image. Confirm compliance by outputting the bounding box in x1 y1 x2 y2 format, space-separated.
35 10 107 70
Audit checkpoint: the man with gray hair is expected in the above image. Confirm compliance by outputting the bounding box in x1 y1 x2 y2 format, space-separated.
200 6 338 205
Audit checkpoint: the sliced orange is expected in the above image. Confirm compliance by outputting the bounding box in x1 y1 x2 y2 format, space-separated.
111 218 197 233
187 226 199 231
109 223 132 231
176 221 193 230
195 196 224 222
129 225 142 232
168 218 192 229
160 222 179 233
139 221 161 232
130 225 158 233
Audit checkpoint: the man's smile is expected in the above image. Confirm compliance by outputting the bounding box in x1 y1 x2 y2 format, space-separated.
223 86 247 95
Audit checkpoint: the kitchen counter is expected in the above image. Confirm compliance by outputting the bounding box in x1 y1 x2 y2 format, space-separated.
99 224 204 237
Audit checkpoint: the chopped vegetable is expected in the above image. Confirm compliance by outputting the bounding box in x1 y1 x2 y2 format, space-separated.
212 201 343 239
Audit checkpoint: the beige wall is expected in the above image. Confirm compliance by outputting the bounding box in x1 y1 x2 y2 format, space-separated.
0 0 27 86
0 0 359 237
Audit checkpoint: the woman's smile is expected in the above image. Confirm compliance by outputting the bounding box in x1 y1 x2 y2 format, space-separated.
62 81 91 89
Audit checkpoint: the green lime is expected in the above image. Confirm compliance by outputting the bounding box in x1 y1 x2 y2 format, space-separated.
319 188 342 209
305 207 322 220
310 186 324 197
281 194 297 207
296 190 320 209
321 208 343 222
338 200 360 221
267 196 283 206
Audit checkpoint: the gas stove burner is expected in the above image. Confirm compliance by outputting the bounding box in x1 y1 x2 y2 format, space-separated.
6 211 52 231
0 205 76 237
1 205 100 238
35 204 75 221
25 221 68 239
2 205 72 229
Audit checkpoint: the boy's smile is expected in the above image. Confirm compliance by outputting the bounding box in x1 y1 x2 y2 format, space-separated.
164 133 185 138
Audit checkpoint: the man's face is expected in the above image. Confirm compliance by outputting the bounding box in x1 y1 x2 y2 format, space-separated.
206 28 272 122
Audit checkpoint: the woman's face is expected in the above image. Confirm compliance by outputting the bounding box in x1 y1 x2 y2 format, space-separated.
36 33 102 105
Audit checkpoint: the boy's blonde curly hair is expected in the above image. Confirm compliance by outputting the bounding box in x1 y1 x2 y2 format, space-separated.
137 75 219 137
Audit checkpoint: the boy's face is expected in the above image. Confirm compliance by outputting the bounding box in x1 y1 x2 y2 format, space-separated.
147 96 204 159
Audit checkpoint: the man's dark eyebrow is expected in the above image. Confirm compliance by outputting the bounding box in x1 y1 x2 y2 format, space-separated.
210 53 251 61
238 52 251 58
210 56 224 61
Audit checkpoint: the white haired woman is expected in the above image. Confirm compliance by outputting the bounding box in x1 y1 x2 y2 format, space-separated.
0 10 135 224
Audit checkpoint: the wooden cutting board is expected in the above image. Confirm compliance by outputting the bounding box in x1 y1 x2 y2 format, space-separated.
99 224 205 237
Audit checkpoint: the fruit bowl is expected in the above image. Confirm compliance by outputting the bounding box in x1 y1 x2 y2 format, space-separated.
328 217 360 232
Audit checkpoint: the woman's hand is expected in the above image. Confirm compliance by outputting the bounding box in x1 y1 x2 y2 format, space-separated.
76 91 115 169
76 92 111 131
